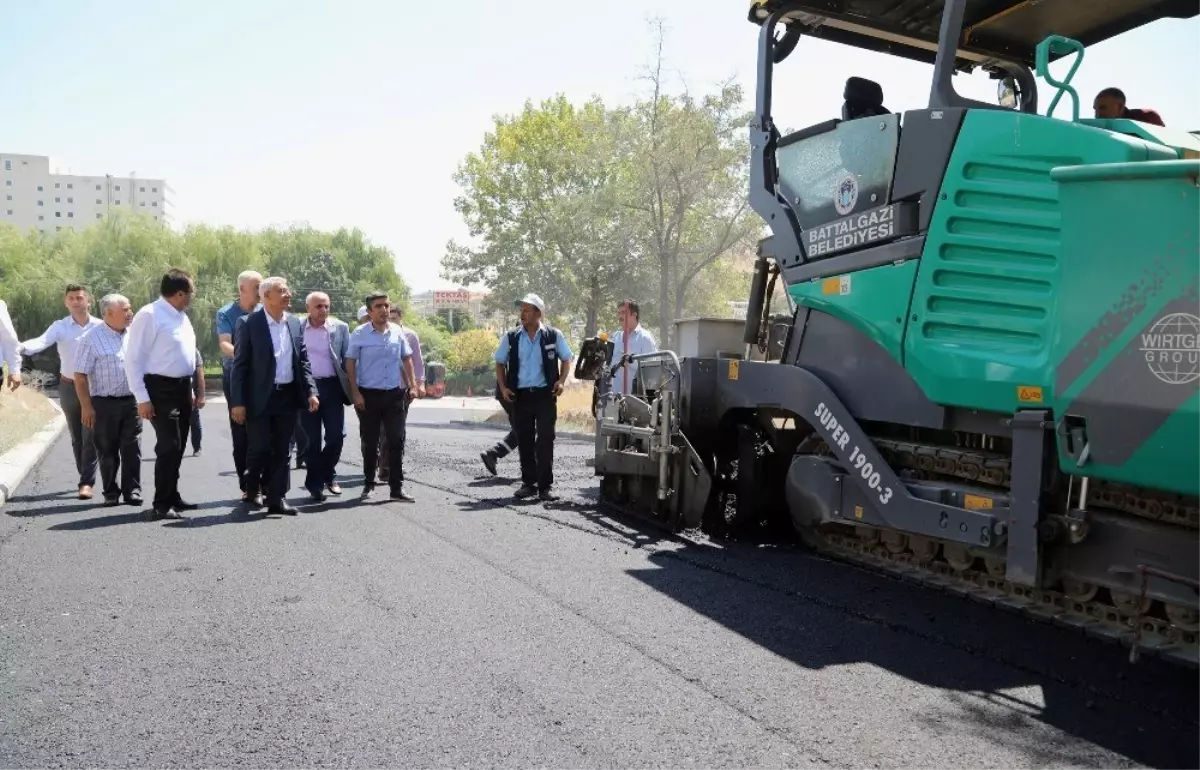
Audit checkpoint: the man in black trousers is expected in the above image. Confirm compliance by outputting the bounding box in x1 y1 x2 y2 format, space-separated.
229 276 319 515
493 293 573 502
124 268 205 520
73 293 142 507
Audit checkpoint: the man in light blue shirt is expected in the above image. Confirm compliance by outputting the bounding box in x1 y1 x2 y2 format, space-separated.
494 292 573 502
345 291 418 502
215 270 261 494
609 298 658 395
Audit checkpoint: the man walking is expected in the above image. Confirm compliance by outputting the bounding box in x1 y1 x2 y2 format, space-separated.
479 375 517 476
299 291 351 501
493 293 573 502
0 298 21 391
216 270 261 499
124 269 205 520
345 292 417 502
376 304 424 485
229 276 319 515
74 294 142 507
20 283 102 499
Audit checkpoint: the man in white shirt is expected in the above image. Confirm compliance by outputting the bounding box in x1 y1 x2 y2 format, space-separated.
19 283 102 499
0 298 21 392
124 269 206 520
609 298 658 395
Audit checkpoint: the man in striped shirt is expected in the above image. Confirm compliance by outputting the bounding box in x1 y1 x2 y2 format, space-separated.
19 283 102 499
73 294 142 507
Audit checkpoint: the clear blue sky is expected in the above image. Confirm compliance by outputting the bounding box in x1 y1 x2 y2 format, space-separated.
2 0 1195 292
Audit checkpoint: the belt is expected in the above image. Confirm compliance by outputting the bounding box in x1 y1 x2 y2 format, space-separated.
145 373 190 382
517 386 551 393
93 394 134 400
273 381 297 391
314 376 339 381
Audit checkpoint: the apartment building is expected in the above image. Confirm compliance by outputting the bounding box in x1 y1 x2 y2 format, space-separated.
1 152 168 234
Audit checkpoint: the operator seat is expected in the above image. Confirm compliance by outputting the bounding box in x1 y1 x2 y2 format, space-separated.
842 77 888 121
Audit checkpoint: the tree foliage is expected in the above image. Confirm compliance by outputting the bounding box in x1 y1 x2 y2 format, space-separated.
445 328 499 375
442 21 764 346
0 211 411 373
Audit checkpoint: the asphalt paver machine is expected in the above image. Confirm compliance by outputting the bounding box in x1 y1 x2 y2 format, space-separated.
577 0 1200 666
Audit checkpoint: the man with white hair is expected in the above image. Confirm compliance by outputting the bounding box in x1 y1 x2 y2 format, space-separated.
74 293 142 506
216 270 262 499
298 291 352 500
229 276 319 514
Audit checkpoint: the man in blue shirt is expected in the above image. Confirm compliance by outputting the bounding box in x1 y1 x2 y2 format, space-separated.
215 270 261 500
345 291 418 502
494 293 573 502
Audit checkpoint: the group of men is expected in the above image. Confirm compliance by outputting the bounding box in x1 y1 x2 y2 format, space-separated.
0 270 670 518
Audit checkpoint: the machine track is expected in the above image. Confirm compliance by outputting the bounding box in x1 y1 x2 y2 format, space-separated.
789 437 1200 668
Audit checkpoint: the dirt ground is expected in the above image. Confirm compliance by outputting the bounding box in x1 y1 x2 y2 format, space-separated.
0 384 59 456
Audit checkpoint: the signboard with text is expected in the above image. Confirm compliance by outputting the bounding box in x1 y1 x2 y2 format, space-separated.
434 290 471 310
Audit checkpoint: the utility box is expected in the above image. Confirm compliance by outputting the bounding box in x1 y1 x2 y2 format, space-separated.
672 317 762 360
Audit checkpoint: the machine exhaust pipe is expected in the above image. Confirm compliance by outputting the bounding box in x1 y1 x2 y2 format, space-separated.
743 252 769 346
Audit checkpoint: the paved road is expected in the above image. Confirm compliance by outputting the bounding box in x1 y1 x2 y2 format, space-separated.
1 404 1196 767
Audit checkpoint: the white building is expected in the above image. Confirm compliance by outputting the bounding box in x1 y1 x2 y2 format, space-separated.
1 152 168 235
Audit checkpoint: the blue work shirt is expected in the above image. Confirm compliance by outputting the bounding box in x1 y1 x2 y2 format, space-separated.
216 300 260 368
494 324 573 389
346 322 412 390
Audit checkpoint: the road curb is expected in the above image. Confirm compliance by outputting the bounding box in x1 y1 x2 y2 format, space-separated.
0 406 67 508
448 419 595 443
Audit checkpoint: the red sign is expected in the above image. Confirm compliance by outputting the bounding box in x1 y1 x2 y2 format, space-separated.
433 290 470 309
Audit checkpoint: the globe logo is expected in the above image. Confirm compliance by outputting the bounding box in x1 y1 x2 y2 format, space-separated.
1140 312 1200 385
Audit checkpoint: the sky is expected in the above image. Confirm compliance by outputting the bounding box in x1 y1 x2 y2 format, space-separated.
2 0 1196 293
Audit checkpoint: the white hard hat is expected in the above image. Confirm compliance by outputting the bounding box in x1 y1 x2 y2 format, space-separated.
514 293 545 313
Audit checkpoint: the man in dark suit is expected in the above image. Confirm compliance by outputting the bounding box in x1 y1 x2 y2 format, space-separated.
229 276 319 515
299 290 352 501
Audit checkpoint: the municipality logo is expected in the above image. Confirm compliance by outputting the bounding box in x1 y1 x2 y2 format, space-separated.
834 174 859 216
1140 312 1200 385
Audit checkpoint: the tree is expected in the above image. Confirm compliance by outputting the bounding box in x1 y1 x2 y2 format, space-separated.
445 329 500 374
0 216 416 374
286 249 357 319
625 20 762 346
442 96 645 337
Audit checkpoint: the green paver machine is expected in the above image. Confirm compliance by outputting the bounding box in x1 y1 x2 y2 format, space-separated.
577 0 1200 666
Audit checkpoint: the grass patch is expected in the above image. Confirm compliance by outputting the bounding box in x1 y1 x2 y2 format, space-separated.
0 384 59 456
482 383 596 434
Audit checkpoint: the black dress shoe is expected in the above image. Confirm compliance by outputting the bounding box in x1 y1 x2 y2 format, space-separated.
390 489 415 503
269 502 298 516
171 498 198 512
361 485 376 500
103 496 121 507
539 490 559 502
514 485 538 499
326 482 342 496
124 493 143 506
149 507 183 520
308 489 326 502
480 451 497 476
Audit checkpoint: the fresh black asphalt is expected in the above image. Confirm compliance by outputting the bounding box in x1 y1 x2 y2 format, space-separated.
1 403 1196 767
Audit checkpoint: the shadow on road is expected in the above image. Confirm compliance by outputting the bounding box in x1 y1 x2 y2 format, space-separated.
620 540 1199 769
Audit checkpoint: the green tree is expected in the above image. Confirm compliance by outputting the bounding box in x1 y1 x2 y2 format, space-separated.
286 249 357 319
625 21 762 346
445 329 500 374
442 95 644 336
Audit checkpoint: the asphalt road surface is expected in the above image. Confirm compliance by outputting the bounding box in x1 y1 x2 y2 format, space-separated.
1 403 1196 768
